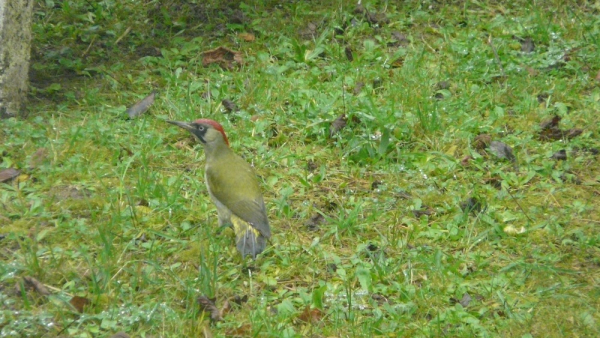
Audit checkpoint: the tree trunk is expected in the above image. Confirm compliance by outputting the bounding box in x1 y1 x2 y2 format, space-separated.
0 0 33 118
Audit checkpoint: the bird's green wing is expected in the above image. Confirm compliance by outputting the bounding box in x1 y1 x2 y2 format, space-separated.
205 156 271 238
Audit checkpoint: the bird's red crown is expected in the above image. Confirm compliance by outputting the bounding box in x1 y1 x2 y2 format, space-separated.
194 119 229 146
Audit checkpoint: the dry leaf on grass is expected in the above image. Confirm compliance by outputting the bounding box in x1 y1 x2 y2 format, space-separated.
489 141 516 162
305 213 326 231
390 31 409 47
519 36 535 53
371 293 390 304
20 276 51 296
344 46 353 62
202 47 243 69
483 176 502 189
330 114 347 137
457 292 473 308
229 9 246 24
238 32 255 42
412 207 434 218
539 115 561 130
391 57 404 68
222 99 239 113
197 295 222 322
70 295 91 313
126 91 157 118
538 115 583 141
0 168 20 183
366 12 389 25
298 307 324 324
460 197 484 214
299 22 319 40
565 128 583 139
306 160 318 172
231 294 248 306
460 155 472 166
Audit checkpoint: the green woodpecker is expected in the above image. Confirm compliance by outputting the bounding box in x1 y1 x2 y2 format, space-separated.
167 118 271 258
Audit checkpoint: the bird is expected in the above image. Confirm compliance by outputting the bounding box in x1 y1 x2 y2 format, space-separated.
167 118 271 258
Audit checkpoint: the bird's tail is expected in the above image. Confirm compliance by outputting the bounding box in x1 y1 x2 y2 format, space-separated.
231 215 266 258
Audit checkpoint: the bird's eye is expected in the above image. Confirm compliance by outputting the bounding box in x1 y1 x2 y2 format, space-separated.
196 125 205 131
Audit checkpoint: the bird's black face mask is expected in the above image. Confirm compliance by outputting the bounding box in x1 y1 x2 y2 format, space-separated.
190 123 208 144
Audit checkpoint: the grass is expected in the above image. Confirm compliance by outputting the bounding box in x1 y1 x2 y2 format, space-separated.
1 0 600 337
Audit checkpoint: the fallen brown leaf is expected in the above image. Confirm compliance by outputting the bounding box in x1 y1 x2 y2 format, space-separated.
21 276 51 296
489 141 516 162
473 134 492 150
231 294 248 306
306 160 318 172
460 197 483 214
229 9 245 24
0 168 20 183
390 31 409 47
391 57 404 68
197 295 222 322
412 207 434 218
539 128 563 141
238 32 255 42
595 69 600 81
520 37 535 53
539 115 561 131
354 4 365 14
371 293 389 304
174 139 193 149
566 128 583 139
220 300 231 317
125 90 157 118
70 295 91 313
537 93 549 103
299 22 319 40
330 114 347 137
483 177 502 189
327 263 338 272
305 213 326 231
539 121 583 141
345 46 354 62
366 11 389 25
298 307 323 324
459 293 472 307
435 81 450 90
202 47 243 69
222 99 239 113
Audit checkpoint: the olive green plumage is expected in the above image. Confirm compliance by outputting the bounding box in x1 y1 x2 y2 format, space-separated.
167 119 270 258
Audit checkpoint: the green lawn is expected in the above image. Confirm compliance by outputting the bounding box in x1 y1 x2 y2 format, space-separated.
1 1 599 337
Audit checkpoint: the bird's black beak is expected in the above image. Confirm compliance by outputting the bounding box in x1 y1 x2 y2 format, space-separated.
166 120 195 132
